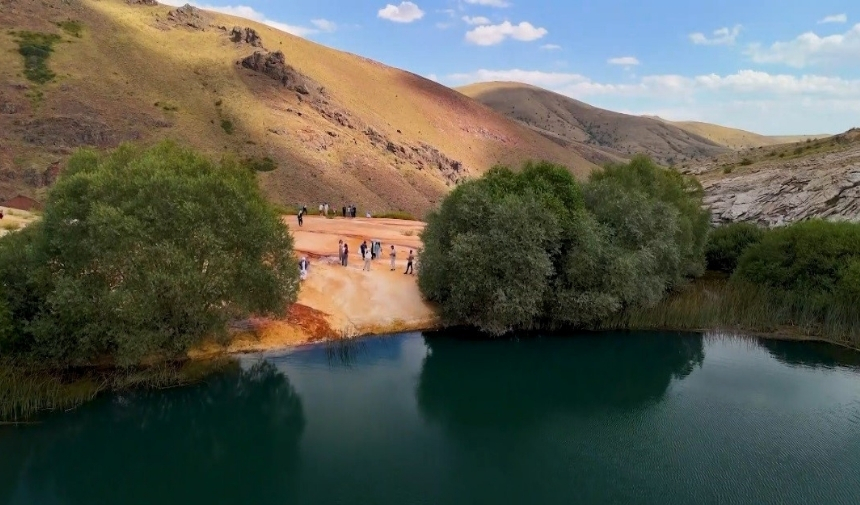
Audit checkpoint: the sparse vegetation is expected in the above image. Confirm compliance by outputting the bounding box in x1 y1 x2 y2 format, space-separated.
1 222 20 231
241 156 277 172
220 118 235 134
14 31 62 84
723 166 733 174
739 158 752 166
793 146 804 155
56 20 83 38
374 211 416 220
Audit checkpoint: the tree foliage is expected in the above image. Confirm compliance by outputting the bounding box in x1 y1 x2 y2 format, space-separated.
418 157 710 334
0 141 299 366
705 222 765 274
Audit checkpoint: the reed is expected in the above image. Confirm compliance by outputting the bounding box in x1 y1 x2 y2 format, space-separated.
597 277 860 349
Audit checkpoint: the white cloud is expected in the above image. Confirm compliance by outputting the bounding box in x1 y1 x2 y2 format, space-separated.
462 15 491 25
689 25 742 45
442 67 860 133
465 21 547 45
311 19 337 32
427 73 439 81
540 43 561 50
463 0 510 7
378 2 425 23
818 14 847 24
608 56 640 65
747 23 860 68
158 1 319 36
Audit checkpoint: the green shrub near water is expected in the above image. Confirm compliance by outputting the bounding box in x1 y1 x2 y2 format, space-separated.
705 222 765 273
0 141 300 367
418 156 710 335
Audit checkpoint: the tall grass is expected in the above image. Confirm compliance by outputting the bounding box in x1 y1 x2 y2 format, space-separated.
0 358 235 423
597 277 860 349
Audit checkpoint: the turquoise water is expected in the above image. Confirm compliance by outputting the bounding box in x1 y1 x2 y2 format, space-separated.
2 331 860 505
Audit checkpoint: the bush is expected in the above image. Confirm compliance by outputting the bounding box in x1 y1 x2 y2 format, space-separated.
734 219 860 300
0 141 299 366
418 156 709 334
220 119 234 134
739 158 752 166
56 20 83 38
705 222 765 274
241 156 277 172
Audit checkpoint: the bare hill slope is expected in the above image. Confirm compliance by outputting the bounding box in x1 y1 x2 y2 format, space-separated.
0 0 596 217
457 81 732 167
645 118 829 150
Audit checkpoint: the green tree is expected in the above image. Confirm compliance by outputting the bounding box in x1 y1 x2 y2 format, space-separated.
0 141 299 365
418 157 709 334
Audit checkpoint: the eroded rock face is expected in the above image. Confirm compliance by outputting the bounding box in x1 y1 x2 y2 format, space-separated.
702 148 860 226
230 26 262 47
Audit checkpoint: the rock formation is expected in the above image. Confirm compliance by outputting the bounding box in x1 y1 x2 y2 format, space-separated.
240 51 311 94
230 26 262 47
166 4 207 30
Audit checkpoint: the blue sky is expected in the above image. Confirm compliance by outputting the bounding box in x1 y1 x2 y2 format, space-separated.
161 0 860 135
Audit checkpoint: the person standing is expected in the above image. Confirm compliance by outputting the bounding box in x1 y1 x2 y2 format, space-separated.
342 205 346 218
389 245 396 271
297 208 304 227
299 256 309 281
324 202 329 216
404 250 414 275
342 243 349 266
359 240 367 260
338 239 344 265
362 246 372 272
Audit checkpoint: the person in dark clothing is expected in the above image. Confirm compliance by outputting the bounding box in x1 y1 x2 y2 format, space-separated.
297 208 304 226
342 206 346 218
342 243 349 266
404 250 414 275
359 240 367 259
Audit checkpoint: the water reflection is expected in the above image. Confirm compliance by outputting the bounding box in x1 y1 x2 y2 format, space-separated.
759 338 860 370
0 361 305 505
416 330 705 430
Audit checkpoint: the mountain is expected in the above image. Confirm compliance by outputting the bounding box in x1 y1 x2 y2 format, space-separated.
456 81 732 167
0 0 596 218
644 117 829 150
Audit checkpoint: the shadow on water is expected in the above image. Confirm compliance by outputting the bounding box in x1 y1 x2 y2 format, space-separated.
416 329 705 431
0 361 305 505
758 338 860 370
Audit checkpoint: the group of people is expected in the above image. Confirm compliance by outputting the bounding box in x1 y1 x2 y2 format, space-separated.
338 239 415 274
296 203 365 227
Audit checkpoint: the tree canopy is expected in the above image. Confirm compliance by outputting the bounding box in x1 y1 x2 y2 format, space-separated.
418 156 710 335
0 141 299 366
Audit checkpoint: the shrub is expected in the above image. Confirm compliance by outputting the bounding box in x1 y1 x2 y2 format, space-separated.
793 147 804 155
705 222 765 274
220 119 234 134
419 156 709 334
14 31 62 84
739 158 752 166
723 166 733 174
734 219 860 299
0 141 299 366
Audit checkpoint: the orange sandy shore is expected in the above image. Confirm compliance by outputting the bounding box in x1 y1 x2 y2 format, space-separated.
189 215 439 358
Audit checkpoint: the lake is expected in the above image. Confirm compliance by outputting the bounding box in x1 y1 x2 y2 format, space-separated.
2 331 860 505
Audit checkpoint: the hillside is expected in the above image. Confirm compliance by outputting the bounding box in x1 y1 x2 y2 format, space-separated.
457 81 732 167
0 0 596 218
645 118 828 150
684 130 860 225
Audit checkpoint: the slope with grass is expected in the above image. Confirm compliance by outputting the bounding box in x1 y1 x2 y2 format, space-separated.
457 81 732 167
0 0 596 218
686 129 860 225
648 118 829 150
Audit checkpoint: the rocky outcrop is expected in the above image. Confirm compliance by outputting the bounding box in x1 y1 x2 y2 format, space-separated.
230 26 262 47
702 147 860 226
166 4 207 29
240 51 314 95
16 117 138 150
364 127 464 184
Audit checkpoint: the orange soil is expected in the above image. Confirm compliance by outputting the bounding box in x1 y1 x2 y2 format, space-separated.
189 215 439 357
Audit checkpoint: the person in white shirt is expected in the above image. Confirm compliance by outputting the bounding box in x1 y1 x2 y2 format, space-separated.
389 245 396 271
299 256 309 280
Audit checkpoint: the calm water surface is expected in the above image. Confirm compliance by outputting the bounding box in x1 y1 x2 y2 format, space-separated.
2 331 860 505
